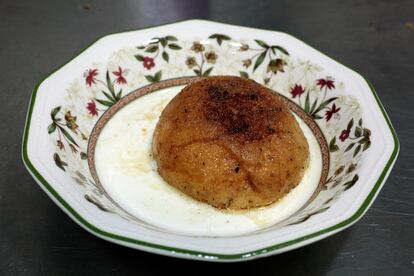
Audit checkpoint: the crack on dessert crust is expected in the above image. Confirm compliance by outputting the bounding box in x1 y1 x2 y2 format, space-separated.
217 142 259 192
168 136 259 193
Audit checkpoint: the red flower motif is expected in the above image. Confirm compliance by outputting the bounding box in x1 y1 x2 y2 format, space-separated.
317 77 335 90
85 69 98 86
86 101 98 116
143 57 155 70
339 129 350 142
290 84 305 98
325 103 341 121
112 66 127 85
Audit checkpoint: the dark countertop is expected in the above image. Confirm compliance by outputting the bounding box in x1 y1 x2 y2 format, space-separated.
1 0 413 274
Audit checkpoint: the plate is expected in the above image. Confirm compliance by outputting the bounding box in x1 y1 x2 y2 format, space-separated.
22 20 399 262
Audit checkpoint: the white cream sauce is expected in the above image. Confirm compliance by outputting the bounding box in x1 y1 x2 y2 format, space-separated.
95 86 322 236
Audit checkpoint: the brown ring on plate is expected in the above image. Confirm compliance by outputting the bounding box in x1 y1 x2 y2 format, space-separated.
87 76 330 226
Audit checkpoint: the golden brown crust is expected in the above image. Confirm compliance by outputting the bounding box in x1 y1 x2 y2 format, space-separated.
153 76 309 209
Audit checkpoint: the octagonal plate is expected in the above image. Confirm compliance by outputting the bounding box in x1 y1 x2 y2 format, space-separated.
22 20 399 262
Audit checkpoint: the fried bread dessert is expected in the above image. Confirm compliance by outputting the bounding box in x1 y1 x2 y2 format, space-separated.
152 76 309 210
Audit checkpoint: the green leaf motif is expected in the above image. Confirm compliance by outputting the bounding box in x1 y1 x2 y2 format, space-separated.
145 71 162 83
353 144 362 157
271 45 289 56
136 46 146 50
329 137 339 152
48 123 56 134
154 71 162 82
313 114 323 119
51 106 61 120
239 71 249 79
162 51 169 62
363 128 371 137
145 75 155 83
134 54 144 61
59 126 79 147
95 98 113 107
106 71 115 96
358 136 369 144
347 118 354 130
255 39 269 48
358 118 363 126
160 38 167 47
354 127 362 137
145 45 158 53
304 92 310 113
344 174 359 190
80 152 88 160
101 90 115 102
165 35 178 41
345 142 355 152
115 89 122 100
208 34 231 45
167 43 182 50
309 99 318 114
329 137 336 147
193 69 201 76
203 67 213 76
53 153 68 171
253 51 267 72
363 140 371 151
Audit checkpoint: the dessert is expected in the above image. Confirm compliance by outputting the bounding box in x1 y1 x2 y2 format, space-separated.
153 76 309 209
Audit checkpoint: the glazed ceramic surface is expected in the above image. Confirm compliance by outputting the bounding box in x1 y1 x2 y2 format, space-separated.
22 20 399 261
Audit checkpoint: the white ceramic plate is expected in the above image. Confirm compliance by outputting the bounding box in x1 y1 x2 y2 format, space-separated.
22 20 399 262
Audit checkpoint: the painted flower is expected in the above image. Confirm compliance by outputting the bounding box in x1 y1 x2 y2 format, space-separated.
191 42 205 53
325 103 341 121
69 144 78 154
339 129 350 142
112 66 127 84
185 57 197 68
290 84 305 98
57 140 65 150
317 77 335 90
267 59 287 74
239 44 249 51
84 68 98 86
86 101 98 116
64 111 78 133
143 57 155 70
204 51 218 64
243 59 252 68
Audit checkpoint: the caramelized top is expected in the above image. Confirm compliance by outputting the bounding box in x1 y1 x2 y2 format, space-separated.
203 79 286 142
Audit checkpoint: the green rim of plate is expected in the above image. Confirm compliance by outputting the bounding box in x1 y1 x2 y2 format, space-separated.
21 19 400 261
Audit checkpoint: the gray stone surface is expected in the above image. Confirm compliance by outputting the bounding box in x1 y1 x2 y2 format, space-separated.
0 0 413 274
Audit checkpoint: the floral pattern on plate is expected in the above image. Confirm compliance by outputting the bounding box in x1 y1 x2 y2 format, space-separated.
47 33 371 228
